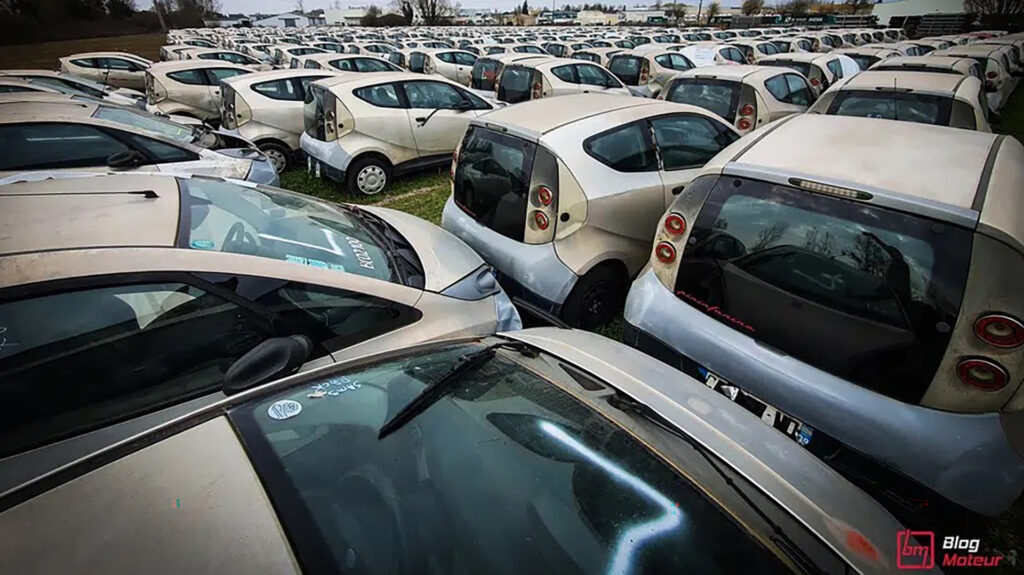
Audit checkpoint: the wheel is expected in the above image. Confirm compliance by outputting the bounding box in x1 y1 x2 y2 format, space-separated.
258 142 291 173
347 156 390 196
560 265 628 330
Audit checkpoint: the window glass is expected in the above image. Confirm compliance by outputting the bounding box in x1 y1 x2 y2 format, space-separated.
0 85 39 93
353 83 402 108
846 54 880 70
408 52 426 73
296 76 327 98
124 133 195 162
231 343 792 575
330 57 357 71
207 68 248 83
655 53 693 71
497 66 535 103
763 59 812 79
253 78 303 101
828 91 953 125
585 122 656 173
453 52 477 66
575 52 599 63
71 58 96 68
551 64 576 83
354 57 394 72
486 46 504 55
437 52 456 64
722 48 745 63
0 122 130 170
577 64 614 87
167 68 207 85
826 58 844 79
403 81 464 109
764 74 790 101
666 79 740 122
303 60 321 69
651 115 737 170
453 126 536 242
784 74 813 106
31 76 105 97
608 56 641 85
182 178 396 283
0 281 276 457
759 43 780 55
675 176 972 403
97 57 137 71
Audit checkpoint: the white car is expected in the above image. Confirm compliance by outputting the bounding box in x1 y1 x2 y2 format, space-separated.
496 57 630 104
59 52 153 90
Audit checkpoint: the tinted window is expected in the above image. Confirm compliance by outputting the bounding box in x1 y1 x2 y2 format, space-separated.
124 132 195 162
497 66 534 103
207 68 248 83
784 74 813 106
722 48 746 63
575 52 599 63
826 58 844 79
409 52 426 73
608 56 641 85
651 115 737 170
437 52 456 64
676 176 972 402
764 74 790 101
97 57 141 71
355 57 395 72
584 122 656 173
71 58 96 68
847 54 880 70
0 281 276 457
0 85 40 93
654 53 693 71
93 105 193 143
666 79 740 122
471 59 500 89
231 343 793 575
167 69 207 85
551 65 576 83
402 81 464 109
252 78 303 100
828 91 953 125
577 64 617 87
453 126 535 242
453 52 477 66
874 64 959 76
763 59 812 79
0 123 130 170
354 83 402 108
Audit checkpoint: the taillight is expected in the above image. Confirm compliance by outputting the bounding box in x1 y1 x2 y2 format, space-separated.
810 77 820 87
737 118 753 131
739 104 755 117
450 147 458 180
655 242 676 264
974 314 1024 348
956 358 1009 391
537 185 553 206
532 210 549 230
532 81 543 99
664 212 686 235
639 60 650 84
987 70 998 79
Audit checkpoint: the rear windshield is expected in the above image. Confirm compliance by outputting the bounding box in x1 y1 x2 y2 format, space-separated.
609 56 642 85
409 52 426 73
675 176 972 403
453 126 535 241
665 79 740 122
497 65 534 103
471 58 500 90
873 65 961 76
575 52 599 63
827 91 954 126
762 60 813 79
846 54 881 70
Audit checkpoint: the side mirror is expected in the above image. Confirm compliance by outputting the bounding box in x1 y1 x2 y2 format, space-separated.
223 335 312 395
106 150 146 169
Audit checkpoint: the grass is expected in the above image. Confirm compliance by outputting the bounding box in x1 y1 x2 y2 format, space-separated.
0 32 165 70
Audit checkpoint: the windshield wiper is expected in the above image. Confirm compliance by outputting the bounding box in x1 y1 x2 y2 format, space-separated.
607 393 825 575
377 341 537 440
340 205 424 284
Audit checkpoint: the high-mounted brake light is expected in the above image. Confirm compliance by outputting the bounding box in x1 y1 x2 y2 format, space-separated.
789 178 873 201
975 314 1024 348
956 358 1009 391
664 213 686 236
655 242 676 264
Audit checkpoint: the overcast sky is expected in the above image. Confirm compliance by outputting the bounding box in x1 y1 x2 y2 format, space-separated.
141 0 750 14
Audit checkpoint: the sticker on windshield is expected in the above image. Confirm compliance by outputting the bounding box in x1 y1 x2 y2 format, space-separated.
329 263 346 272
285 254 308 265
190 239 215 250
267 399 302 420
307 258 328 269
345 236 376 270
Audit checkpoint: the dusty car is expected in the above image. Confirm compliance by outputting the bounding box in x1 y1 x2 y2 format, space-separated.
932 44 1020 111
301 72 495 195
145 60 251 123
869 55 984 80
443 94 740 328
0 171 520 492
299 53 400 74
571 47 625 67
623 113 1024 526
0 78 57 94
726 39 786 63
59 52 152 90
0 69 146 108
219 69 340 173
770 36 815 53
758 52 860 93
808 70 991 131
607 49 695 98
469 53 550 92
831 47 900 72
182 48 269 70
0 94 278 184
677 43 747 66
496 58 630 104
419 49 479 86
485 42 549 56
271 44 327 68
661 66 816 136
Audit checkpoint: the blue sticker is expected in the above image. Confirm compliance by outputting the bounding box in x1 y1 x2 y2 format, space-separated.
190 239 215 250
797 425 814 446
329 263 346 272
307 258 328 269
285 255 308 265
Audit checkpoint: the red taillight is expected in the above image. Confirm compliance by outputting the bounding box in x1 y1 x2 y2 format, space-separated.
987 71 998 79
533 210 549 230
655 241 676 264
974 314 1024 348
664 213 686 236
640 61 650 84
737 118 753 131
956 358 1009 391
810 77 821 86
532 81 543 99
740 104 755 116
537 185 553 206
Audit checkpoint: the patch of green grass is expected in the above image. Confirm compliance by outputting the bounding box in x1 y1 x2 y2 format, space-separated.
379 184 451 226
279 167 448 207
596 316 625 342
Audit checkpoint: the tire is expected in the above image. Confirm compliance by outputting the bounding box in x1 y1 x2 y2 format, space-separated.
347 156 390 196
560 264 628 330
258 142 291 173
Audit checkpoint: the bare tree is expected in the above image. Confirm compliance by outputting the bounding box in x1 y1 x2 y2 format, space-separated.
843 0 872 13
752 223 789 252
295 0 304 13
393 0 415 23
417 0 456 25
965 0 1024 15
741 0 764 15
776 0 812 15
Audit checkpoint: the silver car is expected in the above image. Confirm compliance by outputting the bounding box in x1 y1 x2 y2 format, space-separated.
0 328 912 575
623 113 1024 523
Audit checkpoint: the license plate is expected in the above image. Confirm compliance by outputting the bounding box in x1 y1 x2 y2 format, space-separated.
698 366 814 447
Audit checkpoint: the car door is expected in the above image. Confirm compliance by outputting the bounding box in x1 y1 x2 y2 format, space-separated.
98 57 144 89
203 68 250 114
453 52 478 85
401 80 483 160
649 114 740 209
576 63 626 95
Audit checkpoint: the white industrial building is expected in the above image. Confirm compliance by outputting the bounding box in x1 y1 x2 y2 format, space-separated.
324 8 369 26
252 12 326 28
871 0 967 25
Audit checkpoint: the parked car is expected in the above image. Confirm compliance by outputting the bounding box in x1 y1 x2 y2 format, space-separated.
182 48 269 70
869 55 984 81
496 58 630 104
726 39 786 63
623 113 1024 525
606 49 695 98
831 47 900 72
0 69 146 108
469 53 550 92
59 52 152 90
443 94 740 328
0 95 277 184
660 66 817 136
0 171 519 493
410 48 479 85
301 72 495 195
299 53 400 74
0 325 912 575
485 42 548 56
145 60 251 123
808 70 991 132
571 47 625 67
677 43 747 67
771 36 815 53
759 53 861 93
932 44 1020 111
0 78 57 94
272 45 326 68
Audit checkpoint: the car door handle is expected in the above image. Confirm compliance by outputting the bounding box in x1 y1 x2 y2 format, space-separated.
672 185 685 195
415 117 426 123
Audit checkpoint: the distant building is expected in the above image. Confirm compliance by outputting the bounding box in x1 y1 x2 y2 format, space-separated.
453 8 499 25
871 0 967 26
324 8 371 26
537 10 578 25
203 17 248 27
252 12 326 28
620 9 668 24
575 10 618 25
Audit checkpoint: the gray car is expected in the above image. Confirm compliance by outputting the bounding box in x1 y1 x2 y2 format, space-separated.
623 113 1024 524
0 328 915 574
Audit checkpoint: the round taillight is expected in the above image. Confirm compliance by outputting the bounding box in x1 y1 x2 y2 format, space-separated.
533 210 549 230
739 104 755 116
664 213 686 236
987 71 998 79
974 314 1024 348
810 77 821 86
537 185 553 206
655 241 676 264
956 358 1009 391
737 118 753 131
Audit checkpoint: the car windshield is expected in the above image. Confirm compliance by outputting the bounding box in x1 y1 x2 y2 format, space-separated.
828 91 953 126
666 79 740 122
180 178 396 283
230 342 794 575
93 105 193 143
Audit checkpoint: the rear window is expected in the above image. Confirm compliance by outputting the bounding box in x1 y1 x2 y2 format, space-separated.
827 91 953 126
846 54 881 70
471 58 501 89
665 79 740 122
453 126 536 242
497 66 534 104
762 59 812 79
409 52 426 73
608 56 642 85
675 176 972 403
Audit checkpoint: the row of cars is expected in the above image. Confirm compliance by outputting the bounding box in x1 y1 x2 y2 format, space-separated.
0 24 1022 574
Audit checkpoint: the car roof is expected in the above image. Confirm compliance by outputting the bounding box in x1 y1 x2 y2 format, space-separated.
0 97 100 119
761 52 837 64
473 93 665 139
839 70 969 93
316 71 421 90
834 47 900 56
940 44 1010 56
150 60 248 73
64 51 147 60
221 68 333 86
872 55 975 68
677 64 784 81
0 174 181 256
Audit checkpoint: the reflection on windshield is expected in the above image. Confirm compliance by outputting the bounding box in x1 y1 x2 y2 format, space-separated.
830 91 952 125
94 105 193 143
667 81 739 121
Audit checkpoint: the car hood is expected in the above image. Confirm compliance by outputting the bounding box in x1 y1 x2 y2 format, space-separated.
361 205 484 293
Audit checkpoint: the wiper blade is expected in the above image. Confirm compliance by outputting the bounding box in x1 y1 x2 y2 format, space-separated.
608 394 824 575
378 341 537 440
341 205 424 283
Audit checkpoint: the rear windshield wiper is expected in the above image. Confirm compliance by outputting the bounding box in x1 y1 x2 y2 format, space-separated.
378 341 537 440
608 393 825 575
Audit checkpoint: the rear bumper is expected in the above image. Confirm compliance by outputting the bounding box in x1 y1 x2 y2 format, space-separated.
623 268 1024 516
299 132 352 181
441 194 577 313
